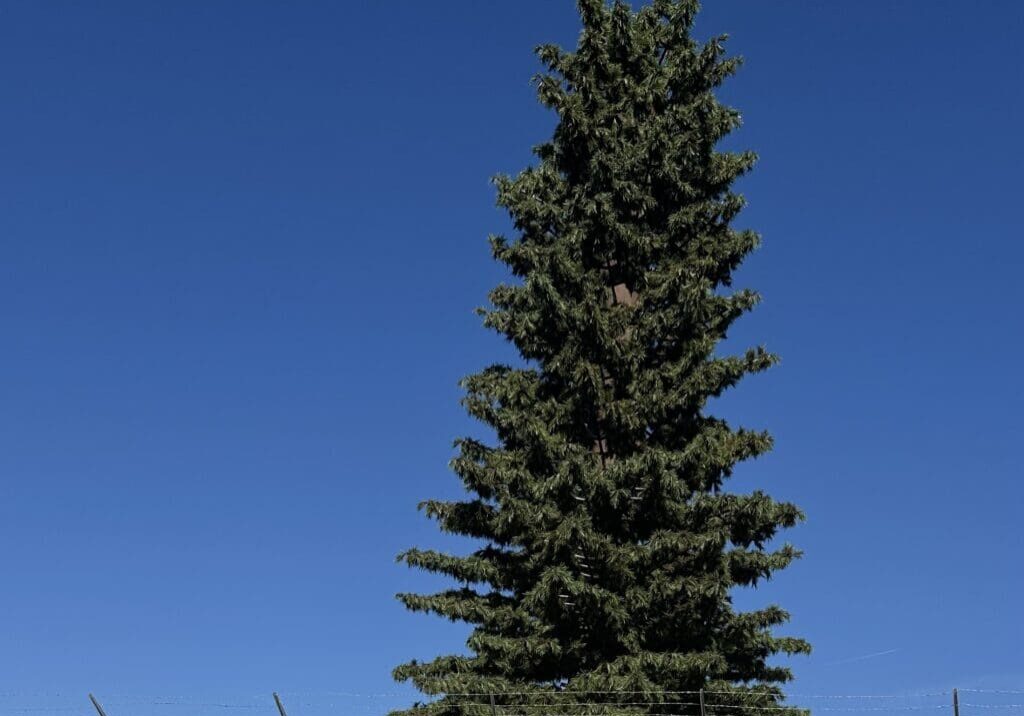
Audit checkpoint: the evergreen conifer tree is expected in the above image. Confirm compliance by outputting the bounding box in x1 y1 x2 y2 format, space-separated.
394 1 809 714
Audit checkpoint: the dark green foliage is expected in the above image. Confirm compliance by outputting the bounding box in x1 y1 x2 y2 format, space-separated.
393 2 808 714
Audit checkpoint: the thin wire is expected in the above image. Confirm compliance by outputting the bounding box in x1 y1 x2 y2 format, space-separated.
793 695 950 701
783 707 945 713
496 713 701 716
438 692 703 697
439 702 704 709
430 691 951 700
148 703 262 710
281 691 417 698
411 703 945 713
91 694 269 705
721 694 949 701
707 706 947 713
0 688 998 713
960 705 1024 710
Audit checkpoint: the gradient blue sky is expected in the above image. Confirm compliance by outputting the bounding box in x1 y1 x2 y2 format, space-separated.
1 0 1022 711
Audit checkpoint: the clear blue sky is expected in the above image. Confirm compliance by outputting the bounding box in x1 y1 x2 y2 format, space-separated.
1 0 1022 712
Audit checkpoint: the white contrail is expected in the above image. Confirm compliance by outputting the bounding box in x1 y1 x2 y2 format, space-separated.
826 648 901 666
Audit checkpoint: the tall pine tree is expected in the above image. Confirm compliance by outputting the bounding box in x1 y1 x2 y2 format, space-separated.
394 1 808 714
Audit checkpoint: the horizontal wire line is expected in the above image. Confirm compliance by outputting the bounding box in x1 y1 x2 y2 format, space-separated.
707 706 944 712
0 688 1008 712
961 705 1024 709
282 692 416 698
438 692 704 697
148 703 261 709
446 703 705 708
426 692 951 700
249 689 958 700
415 704 944 713
440 705 937 708
449 712 930 716
495 713 700 716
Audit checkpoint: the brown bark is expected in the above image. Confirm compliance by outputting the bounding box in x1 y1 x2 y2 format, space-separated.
591 260 638 464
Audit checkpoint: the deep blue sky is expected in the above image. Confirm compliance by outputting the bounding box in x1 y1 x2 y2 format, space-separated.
1 0 1022 712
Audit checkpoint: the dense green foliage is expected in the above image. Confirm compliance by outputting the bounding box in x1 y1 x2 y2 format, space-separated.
393 1 808 714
